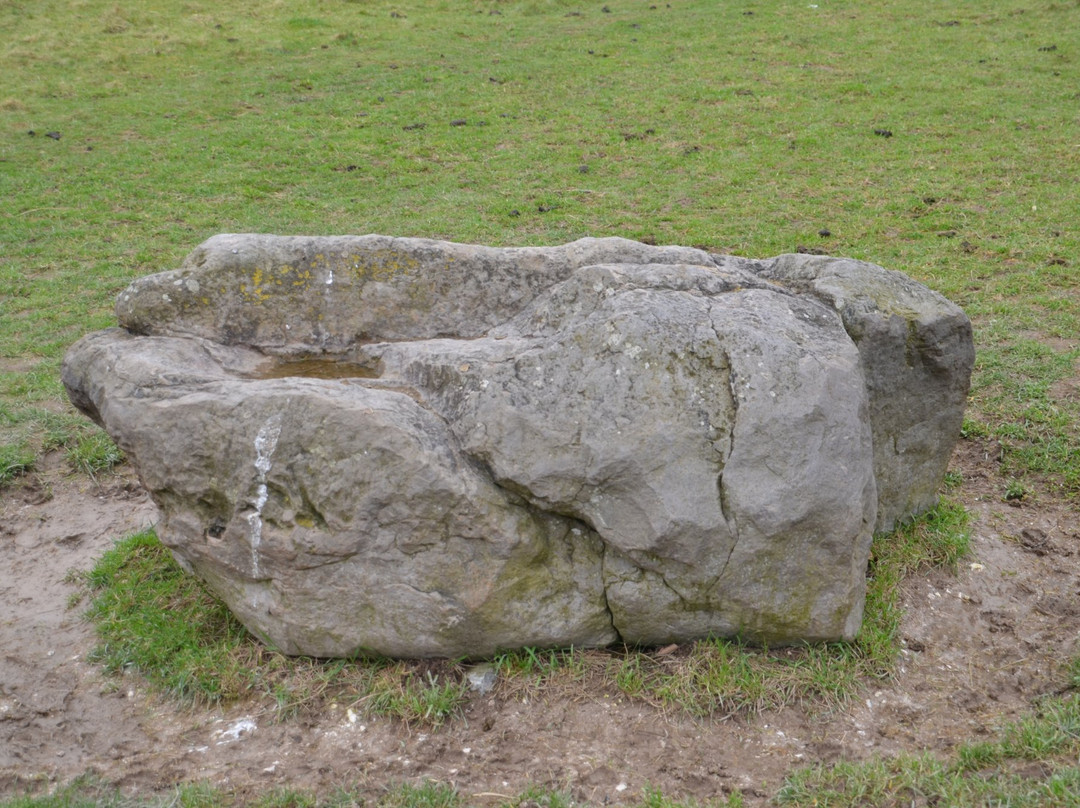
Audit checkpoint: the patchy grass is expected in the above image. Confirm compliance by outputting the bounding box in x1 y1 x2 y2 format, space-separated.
79 528 469 725
856 498 971 671
81 529 266 705
0 441 35 486
360 665 469 728
0 779 748 808
0 403 124 482
64 429 124 476
75 502 969 733
1 0 1078 496
778 694 1080 807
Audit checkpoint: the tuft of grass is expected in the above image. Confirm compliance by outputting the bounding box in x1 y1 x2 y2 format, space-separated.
0 404 124 477
169 782 227 808
941 469 963 491
639 786 745 808
608 636 864 719
38 410 97 452
643 638 784 716
1066 656 1080 691
375 782 461 808
264 656 373 723
0 441 35 486
361 665 468 728
960 418 992 440
250 789 318 808
64 429 124 476
0 775 145 808
493 645 585 678
502 786 577 808
1005 477 1030 503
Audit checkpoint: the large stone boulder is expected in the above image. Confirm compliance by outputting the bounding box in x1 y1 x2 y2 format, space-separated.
62 235 973 658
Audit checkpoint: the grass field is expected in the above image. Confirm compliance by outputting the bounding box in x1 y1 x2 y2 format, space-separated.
2 0 1078 489
2 0 1078 805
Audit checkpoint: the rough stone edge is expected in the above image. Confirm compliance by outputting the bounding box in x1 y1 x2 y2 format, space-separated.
746 253 975 532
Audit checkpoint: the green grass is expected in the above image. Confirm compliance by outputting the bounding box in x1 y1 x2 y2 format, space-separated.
64 429 124 476
0 779 746 808
492 644 592 690
611 636 866 718
638 787 745 808
1 0 1078 494
81 529 265 704
79 528 469 724
0 778 466 808
4 0 1079 805
0 402 123 486
0 440 35 484
778 695 1080 807
360 667 469 727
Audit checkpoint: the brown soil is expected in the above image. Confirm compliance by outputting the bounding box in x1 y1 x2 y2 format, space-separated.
1 441 1078 805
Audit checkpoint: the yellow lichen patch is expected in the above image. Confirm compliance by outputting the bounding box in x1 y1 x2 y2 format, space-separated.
349 249 422 283
240 264 314 303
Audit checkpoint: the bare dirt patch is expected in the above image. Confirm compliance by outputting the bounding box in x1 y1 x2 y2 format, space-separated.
1 441 1078 805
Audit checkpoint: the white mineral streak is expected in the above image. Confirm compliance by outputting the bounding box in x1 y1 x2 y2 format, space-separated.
247 413 283 578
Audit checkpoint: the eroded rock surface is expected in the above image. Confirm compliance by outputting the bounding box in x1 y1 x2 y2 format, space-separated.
63 235 973 657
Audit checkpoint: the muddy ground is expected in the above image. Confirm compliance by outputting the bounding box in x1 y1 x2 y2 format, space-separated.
1 439 1078 805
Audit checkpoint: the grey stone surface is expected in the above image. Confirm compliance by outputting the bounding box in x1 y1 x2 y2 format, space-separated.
751 254 975 532
115 234 717 350
63 235 973 658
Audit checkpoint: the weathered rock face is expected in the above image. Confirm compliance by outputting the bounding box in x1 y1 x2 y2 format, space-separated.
63 235 973 658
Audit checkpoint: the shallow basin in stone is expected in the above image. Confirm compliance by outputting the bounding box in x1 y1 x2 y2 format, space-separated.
247 357 382 381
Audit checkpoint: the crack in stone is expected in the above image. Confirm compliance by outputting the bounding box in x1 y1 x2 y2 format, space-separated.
655 565 693 610
446 414 624 645
290 552 360 571
592 535 625 646
408 393 624 645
